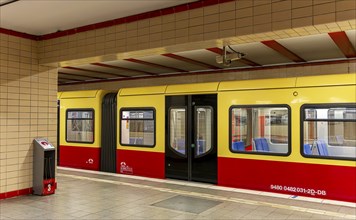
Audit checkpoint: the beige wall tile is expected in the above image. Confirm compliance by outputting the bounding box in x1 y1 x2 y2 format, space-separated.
204 5 219 15
236 7 253 18
0 34 58 198
336 10 356 21
314 13 336 25
292 0 313 8
272 0 291 12
254 4 272 15
292 7 312 19
336 0 356 11
236 0 253 9
313 2 336 15
292 17 313 28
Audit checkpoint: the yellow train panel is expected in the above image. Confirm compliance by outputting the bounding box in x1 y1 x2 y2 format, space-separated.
296 73 356 87
166 82 219 94
119 85 167 96
60 90 99 99
218 77 296 91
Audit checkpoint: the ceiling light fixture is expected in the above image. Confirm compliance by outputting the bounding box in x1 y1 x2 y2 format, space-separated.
0 0 19 7
216 45 245 66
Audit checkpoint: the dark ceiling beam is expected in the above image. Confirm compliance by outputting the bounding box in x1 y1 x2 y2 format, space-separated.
0 0 19 7
162 53 222 69
63 66 126 78
206 47 261 67
261 40 306 63
329 31 356 58
124 58 188 72
58 75 83 82
91 63 157 76
59 71 106 80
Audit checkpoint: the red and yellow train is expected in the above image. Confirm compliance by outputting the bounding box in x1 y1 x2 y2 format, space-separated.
58 73 356 202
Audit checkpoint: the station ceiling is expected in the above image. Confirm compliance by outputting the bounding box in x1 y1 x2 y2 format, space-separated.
57 30 356 85
1 0 355 86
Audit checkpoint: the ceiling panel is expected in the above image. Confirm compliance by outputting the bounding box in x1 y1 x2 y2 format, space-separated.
345 30 356 49
139 55 207 72
77 64 144 77
58 31 354 85
0 0 197 35
176 49 247 69
277 33 344 61
105 60 177 75
230 42 292 65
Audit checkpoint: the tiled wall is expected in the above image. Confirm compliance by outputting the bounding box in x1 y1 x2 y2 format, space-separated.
0 33 58 198
58 60 356 91
39 0 356 66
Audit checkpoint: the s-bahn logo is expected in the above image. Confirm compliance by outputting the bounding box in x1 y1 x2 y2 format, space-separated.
120 162 133 174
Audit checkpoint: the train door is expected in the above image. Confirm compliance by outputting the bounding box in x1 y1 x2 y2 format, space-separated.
165 94 217 183
100 93 117 173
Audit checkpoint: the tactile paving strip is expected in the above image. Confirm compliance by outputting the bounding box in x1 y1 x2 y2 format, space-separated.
152 195 222 214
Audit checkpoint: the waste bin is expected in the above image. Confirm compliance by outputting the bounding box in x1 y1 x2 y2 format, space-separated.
33 138 56 195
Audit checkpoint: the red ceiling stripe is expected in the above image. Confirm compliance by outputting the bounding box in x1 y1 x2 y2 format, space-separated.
63 66 127 77
91 63 157 76
206 47 225 54
206 47 261 67
261 40 305 63
329 31 356 58
162 53 221 69
0 28 38 40
124 58 187 72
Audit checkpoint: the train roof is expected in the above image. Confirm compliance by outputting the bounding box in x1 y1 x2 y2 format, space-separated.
118 73 355 96
58 73 355 97
58 90 101 99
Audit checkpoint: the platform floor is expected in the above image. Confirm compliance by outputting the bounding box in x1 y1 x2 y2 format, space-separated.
1 167 355 219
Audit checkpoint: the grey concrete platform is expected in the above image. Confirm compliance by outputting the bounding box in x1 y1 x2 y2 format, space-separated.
0 167 355 219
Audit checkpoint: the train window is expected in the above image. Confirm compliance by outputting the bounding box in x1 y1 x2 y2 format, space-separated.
120 108 155 147
170 108 186 155
230 105 290 155
301 104 356 160
66 109 94 143
195 107 213 156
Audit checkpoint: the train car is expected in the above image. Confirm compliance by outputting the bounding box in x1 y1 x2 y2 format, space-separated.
217 74 355 202
58 73 356 202
58 90 118 172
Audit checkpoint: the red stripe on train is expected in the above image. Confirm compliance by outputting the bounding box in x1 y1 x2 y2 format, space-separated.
117 149 165 179
218 157 356 202
59 145 100 171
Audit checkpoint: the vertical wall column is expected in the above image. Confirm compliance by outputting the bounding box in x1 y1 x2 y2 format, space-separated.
0 33 58 199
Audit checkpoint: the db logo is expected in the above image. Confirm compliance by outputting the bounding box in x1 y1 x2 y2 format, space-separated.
120 161 133 174
86 158 94 164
